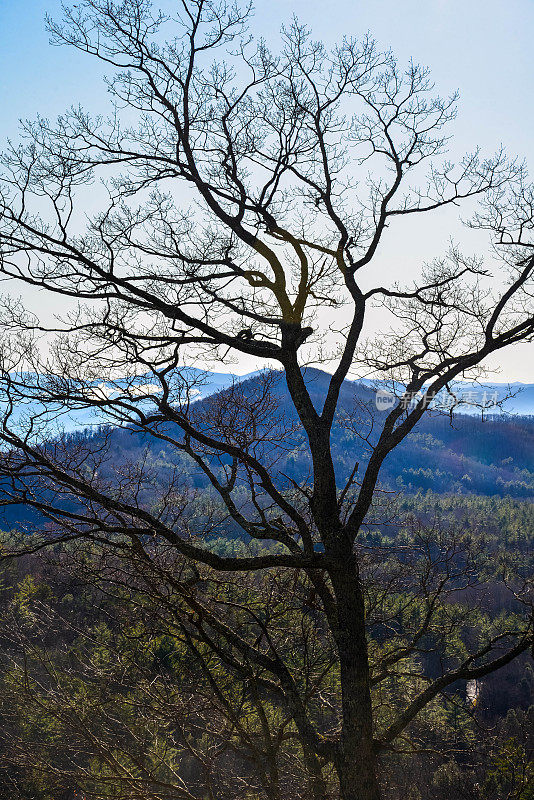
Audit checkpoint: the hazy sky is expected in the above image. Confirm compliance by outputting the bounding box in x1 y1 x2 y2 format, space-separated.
1 0 533 380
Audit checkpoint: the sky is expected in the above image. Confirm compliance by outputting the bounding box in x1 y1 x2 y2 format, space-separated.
0 0 533 380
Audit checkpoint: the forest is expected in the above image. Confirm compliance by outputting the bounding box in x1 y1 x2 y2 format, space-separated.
0 372 532 799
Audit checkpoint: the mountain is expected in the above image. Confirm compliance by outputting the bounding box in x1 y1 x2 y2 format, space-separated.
0 368 533 534
74 368 534 499
2 369 533 434
270 369 534 497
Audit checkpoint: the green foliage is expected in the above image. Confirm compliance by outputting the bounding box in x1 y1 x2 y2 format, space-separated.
0 486 532 800
484 737 534 800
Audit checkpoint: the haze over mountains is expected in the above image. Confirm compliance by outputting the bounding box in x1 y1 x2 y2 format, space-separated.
5 369 534 434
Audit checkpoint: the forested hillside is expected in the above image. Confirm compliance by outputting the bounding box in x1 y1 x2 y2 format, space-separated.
110 369 534 498
1 491 532 800
3 368 533 531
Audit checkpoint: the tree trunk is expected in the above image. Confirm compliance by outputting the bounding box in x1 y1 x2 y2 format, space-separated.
330 555 382 800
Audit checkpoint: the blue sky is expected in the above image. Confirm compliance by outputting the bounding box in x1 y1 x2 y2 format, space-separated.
1 0 533 380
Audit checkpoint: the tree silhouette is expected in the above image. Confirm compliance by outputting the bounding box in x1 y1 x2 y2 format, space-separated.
0 2 533 798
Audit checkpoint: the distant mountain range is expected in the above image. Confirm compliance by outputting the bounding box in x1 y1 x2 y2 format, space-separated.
200 374 534 417
1 368 533 532
159 371 534 416
430 381 534 416
1 369 533 436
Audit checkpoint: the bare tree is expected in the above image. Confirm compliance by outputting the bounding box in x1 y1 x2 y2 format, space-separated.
0 1 533 798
